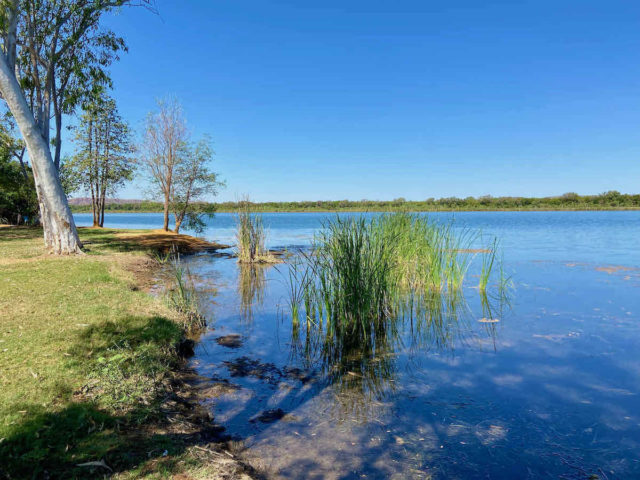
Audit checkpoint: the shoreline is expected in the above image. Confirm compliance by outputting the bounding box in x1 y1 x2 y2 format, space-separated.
70 207 640 215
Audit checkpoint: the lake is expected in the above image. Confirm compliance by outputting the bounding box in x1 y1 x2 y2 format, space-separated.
75 211 640 479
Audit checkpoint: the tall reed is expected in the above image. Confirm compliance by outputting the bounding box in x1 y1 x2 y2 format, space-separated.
478 238 498 293
166 253 206 331
235 199 267 263
286 213 502 352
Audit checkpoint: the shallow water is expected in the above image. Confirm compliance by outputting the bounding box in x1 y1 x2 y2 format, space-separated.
76 211 640 478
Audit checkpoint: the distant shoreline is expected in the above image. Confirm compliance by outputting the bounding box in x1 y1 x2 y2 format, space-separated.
71 206 640 214
69 193 640 214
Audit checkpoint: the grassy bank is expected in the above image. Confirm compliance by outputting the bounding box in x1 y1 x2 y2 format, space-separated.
0 227 251 479
69 191 640 214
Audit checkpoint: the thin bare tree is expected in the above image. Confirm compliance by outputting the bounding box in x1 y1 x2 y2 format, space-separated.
141 98 189 231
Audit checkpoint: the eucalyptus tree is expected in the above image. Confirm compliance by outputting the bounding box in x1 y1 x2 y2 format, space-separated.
50 29 127 170
0 0 152 254
171 136 223 234
63 95 134 227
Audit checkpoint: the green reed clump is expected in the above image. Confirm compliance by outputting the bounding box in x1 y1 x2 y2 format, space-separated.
235 199 266 262
166 255 206 331
287 213 500 336
235 198 282 264
307 216 396 334
378 213 475 294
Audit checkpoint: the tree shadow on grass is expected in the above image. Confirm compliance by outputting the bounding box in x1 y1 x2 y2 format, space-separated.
0 315 245 479
0 225 42 242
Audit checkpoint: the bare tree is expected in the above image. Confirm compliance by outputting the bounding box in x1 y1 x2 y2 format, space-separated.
171 136 223 234
141 98 189 231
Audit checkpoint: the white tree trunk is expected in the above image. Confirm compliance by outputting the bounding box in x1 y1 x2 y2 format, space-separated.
0 54 82 254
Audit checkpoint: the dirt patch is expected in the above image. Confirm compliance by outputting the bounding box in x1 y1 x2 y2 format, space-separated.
109 254 165 292
114 229 229 254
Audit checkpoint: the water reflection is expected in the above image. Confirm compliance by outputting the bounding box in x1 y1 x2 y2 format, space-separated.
238 264 267 323
287 282 505 408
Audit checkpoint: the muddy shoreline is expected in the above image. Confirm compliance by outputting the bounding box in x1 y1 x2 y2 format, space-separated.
122 246 262 480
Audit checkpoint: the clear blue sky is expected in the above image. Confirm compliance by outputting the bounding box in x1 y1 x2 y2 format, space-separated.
89 0 640 202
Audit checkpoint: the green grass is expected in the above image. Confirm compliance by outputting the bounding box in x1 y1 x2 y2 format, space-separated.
0 227 234 479
290 213 488 327
165 254 207 332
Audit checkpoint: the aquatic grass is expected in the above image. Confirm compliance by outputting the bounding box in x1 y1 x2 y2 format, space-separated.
282 257 314 326
288 213 487 331
234 197 280 264
235 199 266 263
478 238 498 293
306 216 396 333
166 254 206 331
284 212 507 390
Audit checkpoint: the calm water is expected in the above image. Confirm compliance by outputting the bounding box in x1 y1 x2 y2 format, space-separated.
76 212 640 479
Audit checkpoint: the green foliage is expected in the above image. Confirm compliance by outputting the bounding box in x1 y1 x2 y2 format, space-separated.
171 136 224 233
71 191 640 214
0 142 38 225
286 213 500 349
215 192 640 212
63 94 135 226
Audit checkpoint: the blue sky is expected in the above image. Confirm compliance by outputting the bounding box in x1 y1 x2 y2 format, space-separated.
86 0 640 202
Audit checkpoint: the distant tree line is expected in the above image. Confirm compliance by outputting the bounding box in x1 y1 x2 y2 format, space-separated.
69 191 640 214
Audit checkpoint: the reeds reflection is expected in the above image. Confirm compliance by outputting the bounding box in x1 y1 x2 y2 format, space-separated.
238 264 268 323
289 286 504 402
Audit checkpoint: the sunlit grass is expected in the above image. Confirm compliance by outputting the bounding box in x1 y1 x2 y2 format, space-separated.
0 227 222 478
